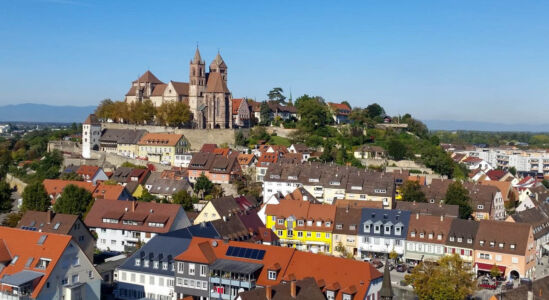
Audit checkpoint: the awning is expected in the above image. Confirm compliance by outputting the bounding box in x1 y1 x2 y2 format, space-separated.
475 263 506 273
404 252 424 261
0 270 44 287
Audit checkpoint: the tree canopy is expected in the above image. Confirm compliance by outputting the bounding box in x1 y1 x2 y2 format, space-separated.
401 180 427 203
53 184 93 215
295 95 332 133
387 139 407 161
0 180 12 213
172 190 196 211
194 174 213 198
405 254 476 300
267 87 286 103
156 101 191 127
22 182 50 212
445 181 472 219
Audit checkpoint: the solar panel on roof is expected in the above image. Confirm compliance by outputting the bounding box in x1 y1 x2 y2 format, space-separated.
257 250 266 260
249 249 259 259
226 246 235 256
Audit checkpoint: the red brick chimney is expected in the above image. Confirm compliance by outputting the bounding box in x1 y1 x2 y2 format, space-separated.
290 279 297 298
131 201 136 212
266 286 272 300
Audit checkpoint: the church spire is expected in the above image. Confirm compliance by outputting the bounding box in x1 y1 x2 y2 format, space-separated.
379 258 394 299
192 46 203 64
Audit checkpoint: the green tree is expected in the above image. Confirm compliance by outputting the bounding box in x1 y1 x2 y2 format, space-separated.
235 130 247 146
401 180 427 203
194 174 213 197
138 189 158 202
95 98 115 121
387 139 407 160
542 180 549 189
53 184 93 215
267 87 286 103
296 95 332 133
156 101 191 127
0 180 12 212
259 102 272 126
405 254 476 300
59 172 83 181
365 103 385 119
250 126 270 141
508 166 517 176
445 181 472 219
22 182 50 212
1 212 23 228
172 190 195 211
490 264 502 279
129 100 155 124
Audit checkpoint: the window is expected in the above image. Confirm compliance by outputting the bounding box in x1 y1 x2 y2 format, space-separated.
158 277 164 287
306 232 312 237
176 278 183 286
162 262 168 270
135 259 140 266
268 270 277 280
512 257 519 264
72 274 79 284
316 221 322 226
364 224 370 232
477 204 484 210
336 224 343 230
499 243 504 248
374 225 380 233
450 236 455 242
457 237 462 242
419 233 424 238
36 258 51 270
297 231 303 237
200 265 207 277
343 294 352 300
73 257 80 266
480 240 485 246
428 233 433 239
510 244 516 249
153 261 159 269
298 220 304 226
277 230 283 236
411 231 416 238
178 262 184 273
489 241 495 247
327 290 335 300
437 234 442 240
395 226 401 235
140 274 145 284
325 233 330 238
188 263 195 275
149 276 155 285
144 260 149 268
325 221 331 227
277 218 284 225
316 233 321 238
467 238 473 244
496 255 502 262
62 277 68 285
130 273 136 282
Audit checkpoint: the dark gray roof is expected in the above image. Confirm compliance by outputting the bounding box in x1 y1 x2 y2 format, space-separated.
0 270 44 287
119 224 220 276
210 259 262 274
145 172 191 196
446 218 479 248
100 129 147 145
511 203 549 240
359 208 411 238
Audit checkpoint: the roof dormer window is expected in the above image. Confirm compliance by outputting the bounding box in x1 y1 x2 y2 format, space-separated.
480 240 485 246
510 244 516 249
268 270 277 280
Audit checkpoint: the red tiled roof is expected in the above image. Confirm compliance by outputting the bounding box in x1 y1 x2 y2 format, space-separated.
200 144 218 153
328 102 351 116
232 98 243 115
138 133 184 147
76 165 100 179
0 227 72 298
485 169 508 181
42 179 95 203
92 183 127 201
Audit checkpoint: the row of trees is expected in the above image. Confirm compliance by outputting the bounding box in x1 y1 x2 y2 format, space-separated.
95 99 191 127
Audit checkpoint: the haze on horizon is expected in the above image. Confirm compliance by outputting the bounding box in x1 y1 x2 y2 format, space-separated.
2 0 549 125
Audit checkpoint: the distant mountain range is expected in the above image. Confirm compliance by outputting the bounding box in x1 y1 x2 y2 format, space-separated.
424 119 549 132
0 103 96 123
1 103 548 132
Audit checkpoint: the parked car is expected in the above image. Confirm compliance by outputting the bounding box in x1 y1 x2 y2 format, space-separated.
371 260 384 269
396 264 407 272
406 265 415 273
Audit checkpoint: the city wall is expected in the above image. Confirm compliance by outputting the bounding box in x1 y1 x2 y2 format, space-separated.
101 123 243 150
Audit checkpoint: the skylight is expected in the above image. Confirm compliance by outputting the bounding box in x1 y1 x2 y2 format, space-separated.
53 222 61 230
37 235 47 245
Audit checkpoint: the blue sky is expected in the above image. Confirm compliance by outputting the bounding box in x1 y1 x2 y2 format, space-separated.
2 0 549 124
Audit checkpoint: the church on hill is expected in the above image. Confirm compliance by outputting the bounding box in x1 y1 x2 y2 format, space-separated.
124 48 233 129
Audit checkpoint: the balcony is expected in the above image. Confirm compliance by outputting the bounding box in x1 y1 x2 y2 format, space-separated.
211 292 231 300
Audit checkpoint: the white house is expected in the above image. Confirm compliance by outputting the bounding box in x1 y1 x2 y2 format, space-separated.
85 200 191 252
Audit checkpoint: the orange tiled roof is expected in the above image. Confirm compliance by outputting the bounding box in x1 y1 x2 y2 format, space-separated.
0 227 72 298
237 154 255 166
138 133 183 147
256 152 280 167
42 179 95 203
232 98 243 115
92 183 127 201
265 200 336 231
76 165 100 178
213 148 230 157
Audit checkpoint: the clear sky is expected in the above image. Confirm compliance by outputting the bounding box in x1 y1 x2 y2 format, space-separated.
2 0 549 124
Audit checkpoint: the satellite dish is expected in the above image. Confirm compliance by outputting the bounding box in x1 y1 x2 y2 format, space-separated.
211 240 218 247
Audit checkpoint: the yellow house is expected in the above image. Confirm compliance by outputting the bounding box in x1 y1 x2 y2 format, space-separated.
137 133 189 165
265 200 336 254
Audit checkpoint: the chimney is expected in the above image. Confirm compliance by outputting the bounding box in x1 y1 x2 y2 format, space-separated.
47 210 53 224
440 214 444 221
290 279 297 298
132 201 136 212
416 213 419 220
266 286 272 300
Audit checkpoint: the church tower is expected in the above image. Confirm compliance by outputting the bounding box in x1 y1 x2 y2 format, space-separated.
82 114 101 159
209 52 228 82
189 47 206 126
